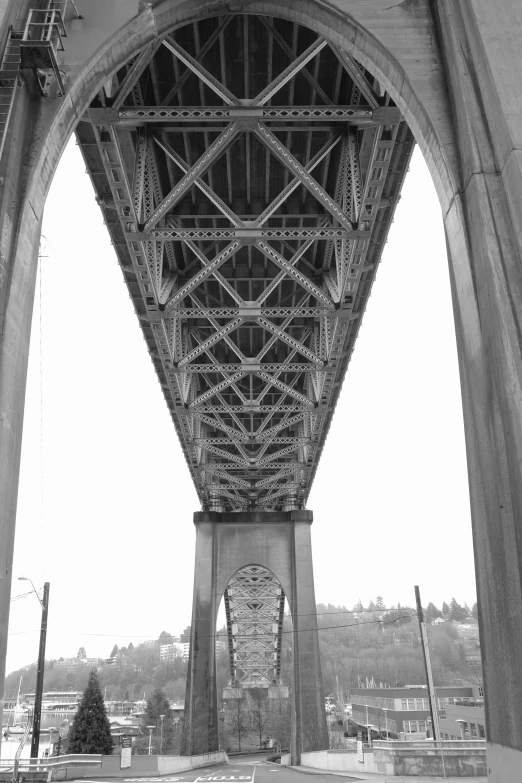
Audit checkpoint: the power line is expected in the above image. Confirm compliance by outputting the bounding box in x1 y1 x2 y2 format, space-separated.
7 614 416 640
10 590 36 602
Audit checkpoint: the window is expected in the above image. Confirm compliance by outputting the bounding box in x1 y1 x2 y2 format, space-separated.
407 699 415 710
418 720 426 732
416 699 424 710
470 723 478 738
478 724 486 739
401 699 408 710
404 720 419 732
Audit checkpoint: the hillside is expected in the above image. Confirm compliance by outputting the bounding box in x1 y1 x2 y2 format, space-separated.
5 598 480 701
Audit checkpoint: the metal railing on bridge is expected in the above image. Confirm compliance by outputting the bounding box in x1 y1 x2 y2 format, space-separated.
0 754 103 781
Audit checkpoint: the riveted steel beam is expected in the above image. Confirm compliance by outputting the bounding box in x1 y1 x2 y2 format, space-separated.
256 240 333 307
162 240 241 314
254 123 356 232
177 317 243 367
252 37 328 105
162 36 240 106
329 44 380 109
117 105 375 124
172 363 328 374
111 41 163 111
188 371 246 408
131 227 364 241
142 122 240 231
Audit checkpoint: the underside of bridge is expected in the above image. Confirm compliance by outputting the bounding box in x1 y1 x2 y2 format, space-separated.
75 10 413 758
77 11 413 513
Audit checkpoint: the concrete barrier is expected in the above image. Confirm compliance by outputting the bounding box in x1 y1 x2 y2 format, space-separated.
69 750 228 779
301 741 487 777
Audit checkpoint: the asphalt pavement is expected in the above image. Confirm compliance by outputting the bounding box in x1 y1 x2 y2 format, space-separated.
77 752 487 782
80 752 363 783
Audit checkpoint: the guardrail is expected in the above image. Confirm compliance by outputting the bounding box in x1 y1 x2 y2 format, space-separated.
0 754 102 778
372 739 486 750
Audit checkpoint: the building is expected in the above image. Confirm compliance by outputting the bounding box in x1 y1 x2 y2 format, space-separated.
160 641 190 661
439 703 486 741
53 656 99 670
24 690 82 705
350 686 477 738
160 642 184 661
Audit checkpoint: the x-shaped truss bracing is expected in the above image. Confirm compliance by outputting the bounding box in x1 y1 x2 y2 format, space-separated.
84 13 412 513
224 565 285 688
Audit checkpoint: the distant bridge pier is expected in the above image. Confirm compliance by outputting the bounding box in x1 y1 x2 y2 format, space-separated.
181 510 328 762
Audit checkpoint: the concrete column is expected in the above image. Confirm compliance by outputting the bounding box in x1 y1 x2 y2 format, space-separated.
181 520 219 755
432 3 522 779
181 510 328 761
290 519 329 759
0 63 47 728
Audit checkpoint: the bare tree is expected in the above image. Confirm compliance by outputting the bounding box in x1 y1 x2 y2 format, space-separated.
267 686 291 752
226 695 249 752
248 689 271 749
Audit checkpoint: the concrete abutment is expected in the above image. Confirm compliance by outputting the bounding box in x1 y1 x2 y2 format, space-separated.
181 510 328 763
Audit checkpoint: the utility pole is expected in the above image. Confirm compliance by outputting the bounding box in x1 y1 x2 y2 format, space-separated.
414 586 446 779
31 582 50 759
414 586 439 739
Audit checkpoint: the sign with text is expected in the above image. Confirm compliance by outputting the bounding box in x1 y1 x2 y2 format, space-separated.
357 739 364 763
121 736 132 770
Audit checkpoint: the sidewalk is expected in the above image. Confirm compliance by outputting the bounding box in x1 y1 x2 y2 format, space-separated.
288 764 488 782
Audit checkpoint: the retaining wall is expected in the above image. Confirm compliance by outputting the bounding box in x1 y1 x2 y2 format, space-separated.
68 751 228 779
301 742 487 777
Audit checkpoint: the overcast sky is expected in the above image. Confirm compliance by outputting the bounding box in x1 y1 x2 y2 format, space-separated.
6 139 477 673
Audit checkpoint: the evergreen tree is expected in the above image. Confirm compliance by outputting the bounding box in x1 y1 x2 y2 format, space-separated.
68 670 113 754
425 602 443 623
109 644 118 658
353 599 364 612
449 598 468 622
368 599 377 611
375 596 385 610
442 601 450 617
77 646 87 660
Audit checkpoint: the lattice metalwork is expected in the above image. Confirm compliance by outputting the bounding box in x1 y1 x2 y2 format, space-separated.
224 565 285 687
78 13 414 513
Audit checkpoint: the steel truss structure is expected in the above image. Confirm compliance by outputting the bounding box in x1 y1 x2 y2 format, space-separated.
78 14 413 514
224 565 285 687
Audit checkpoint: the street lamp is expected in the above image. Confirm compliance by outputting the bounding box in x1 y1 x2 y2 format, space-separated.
383 708 389 739
147 726 155 755
159 714 165 755
18 578 50 760
365 705 372 748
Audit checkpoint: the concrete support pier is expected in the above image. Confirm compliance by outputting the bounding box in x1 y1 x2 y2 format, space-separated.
181 510 328 762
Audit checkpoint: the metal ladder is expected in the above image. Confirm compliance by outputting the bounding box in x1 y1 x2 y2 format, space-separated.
0 30 21 163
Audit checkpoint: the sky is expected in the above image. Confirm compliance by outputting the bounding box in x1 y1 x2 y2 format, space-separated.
6 139 477 673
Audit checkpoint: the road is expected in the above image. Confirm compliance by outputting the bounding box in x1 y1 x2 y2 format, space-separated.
81 752 363 783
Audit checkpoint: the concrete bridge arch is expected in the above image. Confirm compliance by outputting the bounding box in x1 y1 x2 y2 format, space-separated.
0 1 521 778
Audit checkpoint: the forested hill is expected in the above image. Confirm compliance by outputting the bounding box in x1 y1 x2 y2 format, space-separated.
5 598 479 701
312 598 480 697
